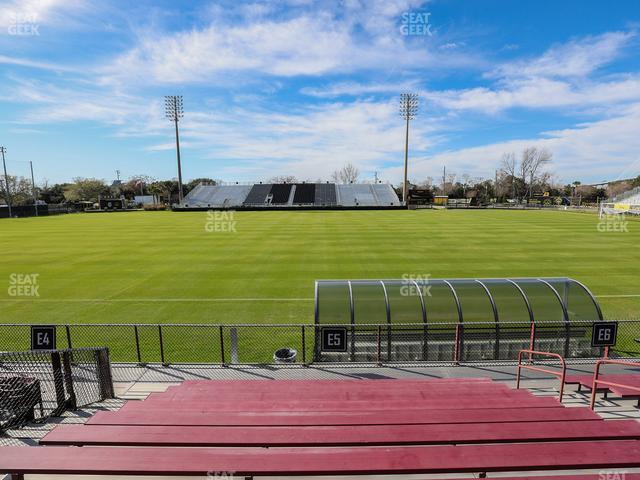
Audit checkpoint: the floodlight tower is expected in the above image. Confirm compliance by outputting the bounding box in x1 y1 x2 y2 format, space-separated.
165 95 185 204
399 93 419 205
0 146 11 218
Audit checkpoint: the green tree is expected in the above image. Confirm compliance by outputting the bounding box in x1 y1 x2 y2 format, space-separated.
185 178 218 194
0 175 35 205
63 178 109 202
39 182 70 204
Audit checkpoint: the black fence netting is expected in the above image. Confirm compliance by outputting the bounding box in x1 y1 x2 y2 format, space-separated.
0 347 114 432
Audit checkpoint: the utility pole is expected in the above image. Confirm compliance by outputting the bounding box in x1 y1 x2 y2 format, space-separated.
442 166 446 196
165 95 185 204
399 93 419 205
1 147 11 218
30 161 38 216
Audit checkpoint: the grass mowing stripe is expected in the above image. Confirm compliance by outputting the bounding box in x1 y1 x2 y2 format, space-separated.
1 210 638 328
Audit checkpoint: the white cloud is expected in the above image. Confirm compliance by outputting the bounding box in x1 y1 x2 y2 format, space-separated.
301 80 420 97
0 54 79 73
426 31 640 114
99 0 474 85
2 77 157 126
384 103 640 183
491 31 634 79
137 99 445 181
0 0 90 32
429 76 640 113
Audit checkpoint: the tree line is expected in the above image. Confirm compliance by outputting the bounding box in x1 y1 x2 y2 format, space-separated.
407 147 640 204
0 176 218 206
2 151 638 206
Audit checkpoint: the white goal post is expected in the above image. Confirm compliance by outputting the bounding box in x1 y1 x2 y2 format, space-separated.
599 201 640 218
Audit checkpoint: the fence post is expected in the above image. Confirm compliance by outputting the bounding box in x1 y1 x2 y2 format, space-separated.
65 325 72 349
50 351 67 415
301 326 307 365
454 324 461 364
219 326 226 366
134 325 143 365
377 325 382 365
61 351 77 410
158 325 166 366
95 348 115 399
422 323 429 361
529 323 536 361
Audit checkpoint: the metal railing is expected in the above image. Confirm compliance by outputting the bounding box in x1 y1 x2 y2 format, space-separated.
0 347 114 431
0 320 637 366
516 349 567 401
589 358 640 409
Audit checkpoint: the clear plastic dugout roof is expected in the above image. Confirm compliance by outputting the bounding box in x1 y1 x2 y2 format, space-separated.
314 278 603 325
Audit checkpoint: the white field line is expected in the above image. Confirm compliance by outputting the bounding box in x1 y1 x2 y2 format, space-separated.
0 295 638 302
596 294 640 298
0 298 314 302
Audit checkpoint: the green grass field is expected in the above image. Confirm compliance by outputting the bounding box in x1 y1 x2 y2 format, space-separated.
1 209 639 326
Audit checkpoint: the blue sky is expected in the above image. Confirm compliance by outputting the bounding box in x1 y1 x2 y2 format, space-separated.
1 0 639 186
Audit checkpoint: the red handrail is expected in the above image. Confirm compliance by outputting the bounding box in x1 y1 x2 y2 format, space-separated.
589 359 640 409
516 349 566 402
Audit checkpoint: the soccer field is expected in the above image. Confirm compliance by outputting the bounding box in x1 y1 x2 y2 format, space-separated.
1 209 639 326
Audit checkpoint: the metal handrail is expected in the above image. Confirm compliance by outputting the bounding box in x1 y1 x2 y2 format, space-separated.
589 359 640 409
516 349 566 402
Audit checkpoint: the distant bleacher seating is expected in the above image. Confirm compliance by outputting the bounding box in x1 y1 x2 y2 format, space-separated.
314 183 338 206
612 186 640 205
292 183 315 204
243 183 272 205
181 184 252 208
180 182 400 209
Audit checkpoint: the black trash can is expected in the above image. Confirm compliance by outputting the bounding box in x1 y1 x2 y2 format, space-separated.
273 348 297 364
0 377 43 430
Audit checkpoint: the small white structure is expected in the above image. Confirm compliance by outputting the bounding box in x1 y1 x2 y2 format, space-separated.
134 195 159 206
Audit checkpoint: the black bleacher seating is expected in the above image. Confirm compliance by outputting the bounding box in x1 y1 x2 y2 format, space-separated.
293 184 316 204
315 183 337 205
244 184 272 205
269 184 293 204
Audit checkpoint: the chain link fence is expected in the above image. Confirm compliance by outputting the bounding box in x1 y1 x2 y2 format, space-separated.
0 348 114 432
0 321 637 366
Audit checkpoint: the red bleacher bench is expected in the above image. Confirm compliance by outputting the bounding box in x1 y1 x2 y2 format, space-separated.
122 392 561 412
2 441 640 478
41 419 640 447
87 405 600 426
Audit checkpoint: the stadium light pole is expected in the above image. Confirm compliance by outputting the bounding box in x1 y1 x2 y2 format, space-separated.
165 95 184 204
30 161 38 216
399 93 419 205
0 146 12 218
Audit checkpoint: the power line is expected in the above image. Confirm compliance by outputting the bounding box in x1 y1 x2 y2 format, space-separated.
399 93 419 205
